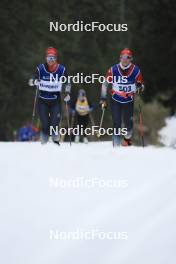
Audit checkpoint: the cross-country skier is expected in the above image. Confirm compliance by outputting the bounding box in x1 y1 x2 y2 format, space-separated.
100 48 144 146
28 47 71 144
70 89 93 143
15 123 39 142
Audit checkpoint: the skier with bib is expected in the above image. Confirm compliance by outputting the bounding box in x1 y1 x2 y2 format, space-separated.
29 47 71 144
100 48 144 146
70 89 93 144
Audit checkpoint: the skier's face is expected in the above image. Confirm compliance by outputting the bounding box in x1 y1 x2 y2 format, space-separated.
46 55 57 66
78 90 86 102
79 95 86 102
120 55 131 66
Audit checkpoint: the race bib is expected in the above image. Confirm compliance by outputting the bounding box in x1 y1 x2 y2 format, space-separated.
39 80 62 92
112 83 136 93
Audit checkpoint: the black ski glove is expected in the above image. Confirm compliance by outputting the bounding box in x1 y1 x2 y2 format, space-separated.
136 82 144 94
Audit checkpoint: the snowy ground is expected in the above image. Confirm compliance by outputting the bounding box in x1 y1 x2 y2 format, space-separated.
0 142 176 264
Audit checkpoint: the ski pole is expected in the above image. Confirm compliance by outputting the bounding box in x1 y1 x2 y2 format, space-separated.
59 114 65 142
65 101 72 146
31 87 38 125
89 112 99 140
97 104 106 138
138 103 145 147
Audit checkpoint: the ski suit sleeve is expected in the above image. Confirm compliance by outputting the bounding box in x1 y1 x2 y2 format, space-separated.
135 68 145 89
69 99 76 115
28 68 39 86
62 69 71 94
101 67 112 99
88 101 94 112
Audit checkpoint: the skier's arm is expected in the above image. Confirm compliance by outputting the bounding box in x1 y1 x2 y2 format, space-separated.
63 70 71 94
88 101 94 112
101 68 112 99
28 68 39 86
135 69 144 93
63 69 71 103
69 99 76 115
100 68 112 108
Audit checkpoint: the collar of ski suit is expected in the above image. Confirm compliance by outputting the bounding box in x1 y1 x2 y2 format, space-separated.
119 62 132 70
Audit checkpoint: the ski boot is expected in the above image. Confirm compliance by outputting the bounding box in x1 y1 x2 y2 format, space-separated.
40 132 49 144
74 135 80 143
52 134 60 146
121 137 132 146
83 137 88 144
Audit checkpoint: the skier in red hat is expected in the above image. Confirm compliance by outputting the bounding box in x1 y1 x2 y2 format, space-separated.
100 48 144 146
29 47 71 144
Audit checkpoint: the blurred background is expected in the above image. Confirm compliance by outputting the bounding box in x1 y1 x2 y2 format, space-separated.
0 0 176 143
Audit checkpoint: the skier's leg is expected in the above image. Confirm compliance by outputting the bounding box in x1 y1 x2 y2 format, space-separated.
82 114 89 143
50 101 61 143
74 114 80 143
110 98 122 146
75 114 82 143
122 101 134 146
37 99 50 144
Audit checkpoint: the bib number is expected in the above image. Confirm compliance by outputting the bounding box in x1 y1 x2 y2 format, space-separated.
113 83 136 93
119 85 132 92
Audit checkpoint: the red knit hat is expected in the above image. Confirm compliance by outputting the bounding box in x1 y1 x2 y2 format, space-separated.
120 48 133 58
45 47 57 56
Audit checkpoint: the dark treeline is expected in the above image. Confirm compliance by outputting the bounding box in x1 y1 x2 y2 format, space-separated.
0 0 176 140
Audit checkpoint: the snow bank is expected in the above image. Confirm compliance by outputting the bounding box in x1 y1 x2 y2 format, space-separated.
0 142 176 264
159 116 176 147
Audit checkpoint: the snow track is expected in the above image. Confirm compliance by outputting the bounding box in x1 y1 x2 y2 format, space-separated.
0 142 176 264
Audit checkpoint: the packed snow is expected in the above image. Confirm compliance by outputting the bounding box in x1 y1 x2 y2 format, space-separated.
0 142 176 264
